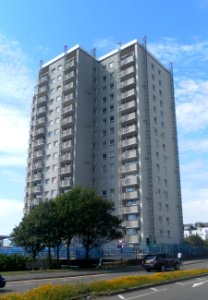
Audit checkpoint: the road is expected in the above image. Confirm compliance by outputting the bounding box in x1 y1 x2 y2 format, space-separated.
0 260 208 296
99 276 208 300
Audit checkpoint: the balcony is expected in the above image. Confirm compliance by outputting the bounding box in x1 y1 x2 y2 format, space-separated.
120 55 135 68
123 220 139 228
122 190 139 200
37 85 48 96
127 235 140 244
62 116 73 128
37 107 47 116
120 136 137 148
62 128 73 139
120 112 136 124
34 127 45 137
120 100 136 113
63 82 74 93
120 77 135 90
64 71 75 83
60 178 72 188
37 96 47 107
122 205 139 214
64 59 76 71
120 66 135 79
38 75 48 86
120 162 138 174
60 165 72 175
33 150 44 159
63 93 74 106
33 161 44 170
62 104 74 117
122 149 137 160
32 185 42 193
61 152 72 162
34 139 45 149
120 124 137 136
36 117 46 127
62 140 72 150
32 173 42 181
121 89 136 101
120 176 138 186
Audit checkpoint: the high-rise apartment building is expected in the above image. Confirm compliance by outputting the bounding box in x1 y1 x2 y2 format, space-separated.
25 40 183 246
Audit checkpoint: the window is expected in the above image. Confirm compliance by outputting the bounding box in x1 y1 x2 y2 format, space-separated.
102 165 107 172
103 86 107 91
54 141 58 147
110 139 115 146
127 214 138 221
110 127 114 134
51 190 57 197
102 153 107 160
52 68 56 73
52 177 57 183
56 96 61 102
110 188 115 195
103 97 107 103
126 228 138 235
45 178 49 184
103 118 107 124
110 163 115 170
55 118 59 124
102 141 107 147
110 94 114 101
49 120 53 126
57 85 61 91
102 108 107 114
110 116 114 123
102 75 107 82
109 62 114 68
57 75 62 81
102 190 107 196
56 107 60 113
50 88 55 94
110 104 114 111
58 64 62 70
47 131 53 137
54 129 59 135
53 152 58 158
102 129 107 136
53 164 58 170
110 150 115 158
46 154 51 160
47 143 52 149
110 72 114 79
110 83 114 90
50 98 54 104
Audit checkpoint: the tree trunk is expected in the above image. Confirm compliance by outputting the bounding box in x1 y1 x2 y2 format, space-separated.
66 241 70 267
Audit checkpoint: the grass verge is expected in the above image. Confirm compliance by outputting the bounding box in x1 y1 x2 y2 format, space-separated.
0 269 208 300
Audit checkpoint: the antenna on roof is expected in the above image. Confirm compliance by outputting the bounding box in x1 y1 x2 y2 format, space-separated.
64 44 68 53
117 42 122 50
39 60 43 67
91 48 96 57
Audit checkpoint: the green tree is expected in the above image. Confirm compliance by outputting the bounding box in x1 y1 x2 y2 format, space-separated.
75 187 123 259
55 187 81 266
185 234 205 247
10 214 45 261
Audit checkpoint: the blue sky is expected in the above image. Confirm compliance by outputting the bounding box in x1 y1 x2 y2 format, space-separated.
0 0 208 234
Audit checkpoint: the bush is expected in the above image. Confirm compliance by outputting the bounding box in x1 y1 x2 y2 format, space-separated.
0 254 30 271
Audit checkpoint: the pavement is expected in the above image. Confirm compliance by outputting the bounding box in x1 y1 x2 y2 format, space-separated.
4 259 208 282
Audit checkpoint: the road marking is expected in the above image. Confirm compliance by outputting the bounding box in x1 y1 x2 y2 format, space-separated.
118 295 125 299
150 287 159 291
192 280 208 288
119 288 167 300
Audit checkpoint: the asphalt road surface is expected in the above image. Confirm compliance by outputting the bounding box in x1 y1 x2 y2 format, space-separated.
99 276 208 300
1 260 208 296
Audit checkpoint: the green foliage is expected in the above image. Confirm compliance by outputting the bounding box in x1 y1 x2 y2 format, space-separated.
0 254 30 271
184 234 205 247
10 187 123 262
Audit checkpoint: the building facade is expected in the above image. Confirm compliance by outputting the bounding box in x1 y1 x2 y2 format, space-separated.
25 40 183 246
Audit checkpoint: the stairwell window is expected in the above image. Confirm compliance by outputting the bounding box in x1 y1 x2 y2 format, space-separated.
110 116 114 123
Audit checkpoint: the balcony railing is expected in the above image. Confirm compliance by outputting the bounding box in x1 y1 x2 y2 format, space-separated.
32 185 42 193
120 136 137 148
62 116 73 127
34 128 45 137
37 107 47 116
60 178 72 187
61 153 72 162
60 165 72 175
120 176 138 186
120 100 136 112
36 117 46 126
120 112 136 123
121 55 135 67
120 124 137 136
120 162 138 173
120 66 135 78
120 77 135 89
122 205 139 214
32 174 42 181
121 149 137 160
62 104 73 116
121 89 135 100
123 220 139 228
122 190 138 200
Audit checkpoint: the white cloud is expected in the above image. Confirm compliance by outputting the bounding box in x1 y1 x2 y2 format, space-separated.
0 199 23 235
180 138 208 152
0 33 34 108
0 106 29 166
93 37 117 54
182 190 208 223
